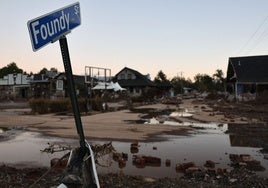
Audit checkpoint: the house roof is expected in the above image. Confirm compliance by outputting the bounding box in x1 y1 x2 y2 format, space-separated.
30 74 50 83
113 67 156 87
227 55 268 83
54 73 85 85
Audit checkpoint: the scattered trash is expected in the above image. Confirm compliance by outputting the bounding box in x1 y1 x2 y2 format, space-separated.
229 154 265 171
133 155 161 168
130 142 140 154
204 160 215 168
50 157 68 171
175 162 195 172
165 159 171 167
92 142 115 159
41 143 71 154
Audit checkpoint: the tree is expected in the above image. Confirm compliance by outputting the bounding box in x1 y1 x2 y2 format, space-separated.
38 68 48 74
213 69 225 91
171 76 193 95
194 73 214 92
50 67 58 73
0 62 23 78
154 70 168 83
38 67 58 74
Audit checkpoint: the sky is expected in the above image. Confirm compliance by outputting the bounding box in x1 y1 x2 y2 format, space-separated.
1 0 268 80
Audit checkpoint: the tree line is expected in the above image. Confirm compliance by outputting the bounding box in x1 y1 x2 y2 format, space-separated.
154 69 225 94
1 62 225 94
0 62 58 78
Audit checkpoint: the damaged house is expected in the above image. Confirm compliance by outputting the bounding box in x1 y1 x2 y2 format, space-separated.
112 67 156 96
0 73 31 99
226 55 268 101
112 67 173 97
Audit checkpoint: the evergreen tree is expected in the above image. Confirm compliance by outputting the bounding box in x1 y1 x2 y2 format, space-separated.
0 62 23 78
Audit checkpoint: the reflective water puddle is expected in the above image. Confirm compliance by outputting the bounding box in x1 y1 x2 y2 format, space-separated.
0 130 77 168
0 124 267 178
95 124 268 178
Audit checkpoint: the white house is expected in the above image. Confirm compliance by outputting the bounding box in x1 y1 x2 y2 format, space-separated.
0 73 31 99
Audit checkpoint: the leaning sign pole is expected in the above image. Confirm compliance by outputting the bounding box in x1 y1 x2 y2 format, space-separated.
28 1 86 154
59 35 86 153
28 2 100 187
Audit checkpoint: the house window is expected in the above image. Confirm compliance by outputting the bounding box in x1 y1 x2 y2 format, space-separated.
129 87 134 93
57 80 63 91
135 88 140 94
127 73 132 80
120 74 125 80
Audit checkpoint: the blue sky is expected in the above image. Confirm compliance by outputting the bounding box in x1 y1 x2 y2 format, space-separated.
1 0 268 80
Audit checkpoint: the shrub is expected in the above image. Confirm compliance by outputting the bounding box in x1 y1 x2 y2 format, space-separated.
78 98 87 112
90 96 104 111
29 97 104 114
131 96 145 103
49 99 70 113
29 98 50 114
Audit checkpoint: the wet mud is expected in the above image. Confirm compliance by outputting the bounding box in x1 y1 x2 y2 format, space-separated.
1 100 268 187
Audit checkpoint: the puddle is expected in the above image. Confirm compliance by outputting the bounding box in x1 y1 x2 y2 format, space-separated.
95 123 268 178
0 124 267 179
0 131 77 167
130 108 175 119
142 117 228 132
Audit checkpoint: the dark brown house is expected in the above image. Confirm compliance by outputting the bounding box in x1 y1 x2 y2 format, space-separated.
51 73 87 98
226 55 268 101
112 67 156 96
113 67 174 97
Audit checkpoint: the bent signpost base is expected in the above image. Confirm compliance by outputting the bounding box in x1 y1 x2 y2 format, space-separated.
59 35 100 187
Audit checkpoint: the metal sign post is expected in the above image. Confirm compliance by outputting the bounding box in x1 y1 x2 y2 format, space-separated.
27 3 100 187
59 35 86 153
27 2 86 153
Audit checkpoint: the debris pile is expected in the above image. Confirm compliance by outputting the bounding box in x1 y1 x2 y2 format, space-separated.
132 155 161 168
91 142 116 159
130 141 140 153
161 97 181 105
229 154 266 171
113 152 128 169
40 142 71 153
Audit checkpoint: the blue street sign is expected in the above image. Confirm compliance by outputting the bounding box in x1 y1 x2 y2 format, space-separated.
27 2 81 51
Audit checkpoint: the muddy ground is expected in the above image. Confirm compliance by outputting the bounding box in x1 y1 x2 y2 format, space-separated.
0 98 268 187
1 164 268 188
207 98 268 123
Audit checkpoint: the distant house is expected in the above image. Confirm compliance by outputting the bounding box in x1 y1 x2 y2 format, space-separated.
30 73 51 98
51 73 87 98
0 73 31 99
226 55 268 101
112 67 156 96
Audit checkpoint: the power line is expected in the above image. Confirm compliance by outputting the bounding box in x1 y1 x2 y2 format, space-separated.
237 14 268 55
246 22 268 54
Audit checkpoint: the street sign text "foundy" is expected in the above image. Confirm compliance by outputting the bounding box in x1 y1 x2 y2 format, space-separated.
27 2 81 51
